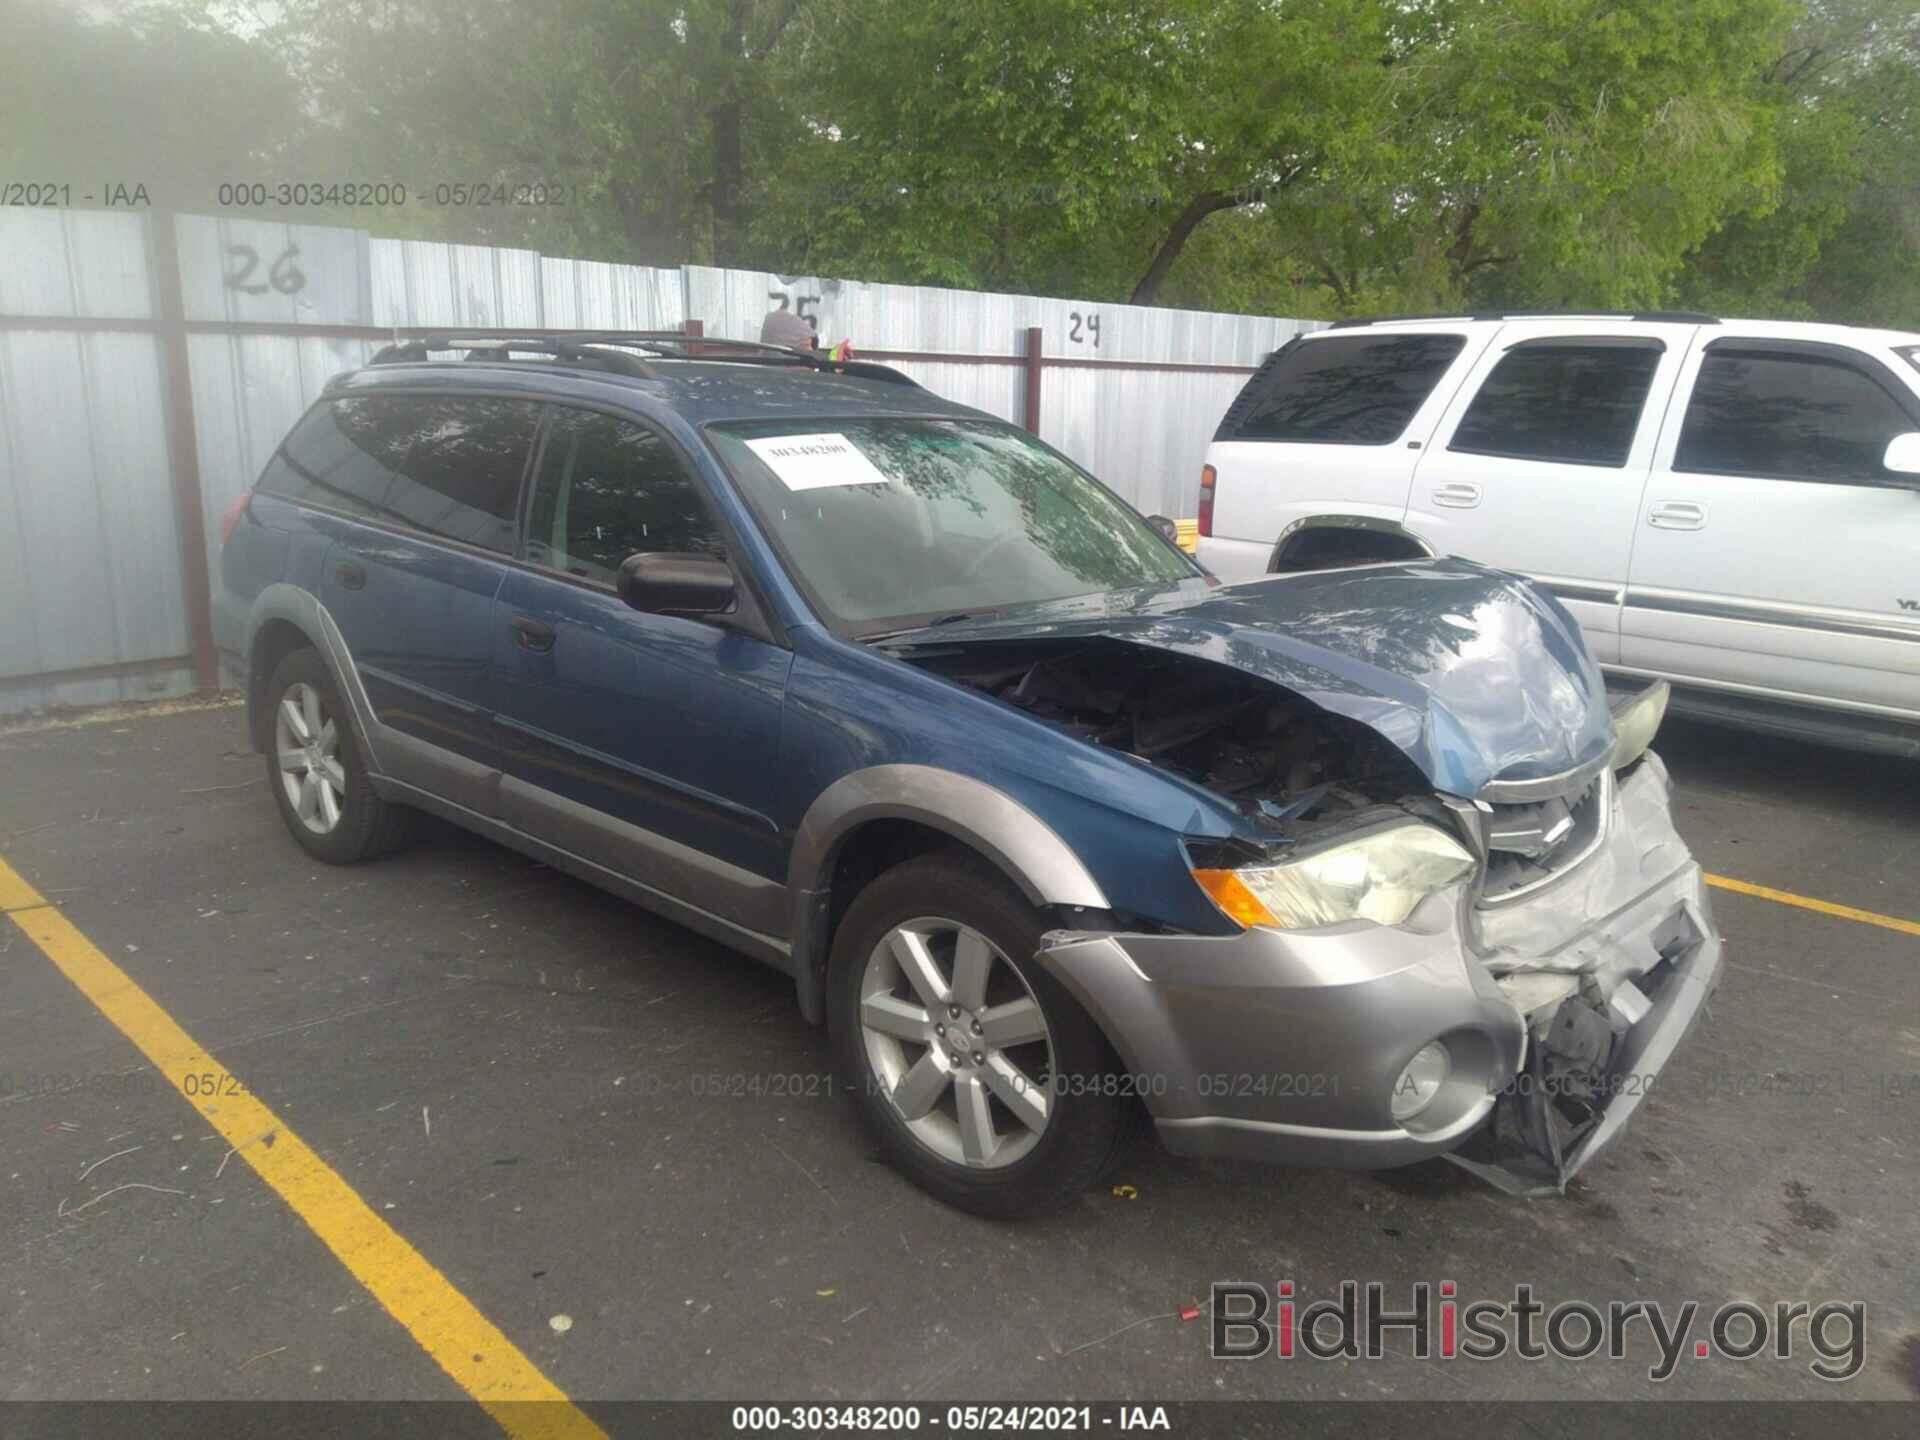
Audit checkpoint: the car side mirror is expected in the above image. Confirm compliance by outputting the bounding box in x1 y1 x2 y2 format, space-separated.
1146 514 1179 542
1881 432 1920 484
617 552 736 615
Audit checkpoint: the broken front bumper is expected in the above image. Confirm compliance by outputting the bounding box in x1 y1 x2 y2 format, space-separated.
1036 753 1722 1191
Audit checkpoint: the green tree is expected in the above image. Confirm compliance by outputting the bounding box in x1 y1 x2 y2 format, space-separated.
0 0 299 210
1675 0 1920 323
12 0 1887 326
755 0 1422 303
1259 0 1795 314
759 0 1795 316
261 0 810 265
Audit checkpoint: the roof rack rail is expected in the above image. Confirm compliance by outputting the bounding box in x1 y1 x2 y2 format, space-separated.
369 335 660 378
366 330 920 386
1324 310 1719 329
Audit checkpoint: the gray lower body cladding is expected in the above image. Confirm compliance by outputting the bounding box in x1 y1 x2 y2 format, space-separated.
1035 755 1722 1190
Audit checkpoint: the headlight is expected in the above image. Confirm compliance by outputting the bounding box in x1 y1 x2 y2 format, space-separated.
1192 822 1477 930
1609 679 1669 769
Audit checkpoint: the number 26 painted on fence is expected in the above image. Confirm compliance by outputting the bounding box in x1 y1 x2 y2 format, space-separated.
224 243 306 296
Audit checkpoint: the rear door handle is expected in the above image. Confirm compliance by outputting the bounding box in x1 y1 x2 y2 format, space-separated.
1648 501 1707 531
510 615 556 652
1431 481 1483 509
334 560 366 591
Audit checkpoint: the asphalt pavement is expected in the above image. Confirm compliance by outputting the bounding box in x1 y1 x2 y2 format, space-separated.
2 697 1915 1410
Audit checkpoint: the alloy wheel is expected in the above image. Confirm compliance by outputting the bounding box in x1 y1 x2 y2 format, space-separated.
859 917 1056 1169
273 681 347 835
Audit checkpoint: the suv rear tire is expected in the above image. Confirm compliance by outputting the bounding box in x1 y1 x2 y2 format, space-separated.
829 852 1130 1218
262 647 410 864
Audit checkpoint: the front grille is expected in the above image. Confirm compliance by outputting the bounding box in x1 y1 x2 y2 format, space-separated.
1477 768 1611 906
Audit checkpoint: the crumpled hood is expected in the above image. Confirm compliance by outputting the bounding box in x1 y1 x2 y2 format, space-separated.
902 560 1614 798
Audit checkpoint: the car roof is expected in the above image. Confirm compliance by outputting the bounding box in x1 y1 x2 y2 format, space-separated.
1311 312 1920 351
323 353 991 427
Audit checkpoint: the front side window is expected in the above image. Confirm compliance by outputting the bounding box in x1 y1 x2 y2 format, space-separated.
707 417 1194 634
1674 350 1917 484
1448 341 1662 467
258 394 538 553
524 408 725 584
1215 333 1467 445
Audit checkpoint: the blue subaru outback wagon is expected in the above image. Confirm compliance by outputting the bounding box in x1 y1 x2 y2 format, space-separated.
216 331 1721 1217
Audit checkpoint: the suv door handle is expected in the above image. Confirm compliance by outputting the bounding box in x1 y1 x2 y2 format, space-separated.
1430 481 1483 508
510 615 556 652
1648 501 1707 531
334 559 366 591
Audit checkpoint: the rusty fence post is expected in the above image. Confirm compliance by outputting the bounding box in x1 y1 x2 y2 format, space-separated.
149 210 219 692
1023 325 1044 435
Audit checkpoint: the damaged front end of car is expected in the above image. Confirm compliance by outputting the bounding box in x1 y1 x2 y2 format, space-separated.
884 565 1723 1196
1447 681 1724 1195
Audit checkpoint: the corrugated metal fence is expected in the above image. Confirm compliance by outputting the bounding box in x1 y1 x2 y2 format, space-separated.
0 209 1312 715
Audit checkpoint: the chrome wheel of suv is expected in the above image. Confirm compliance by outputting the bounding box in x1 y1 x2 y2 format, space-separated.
859 916 1056 1169
273 681 345 835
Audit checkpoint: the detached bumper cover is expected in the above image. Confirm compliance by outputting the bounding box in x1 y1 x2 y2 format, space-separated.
1035 756 1722 1188
1448 875 1720 1195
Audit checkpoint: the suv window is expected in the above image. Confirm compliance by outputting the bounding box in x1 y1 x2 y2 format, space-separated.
258 394 538 553
524 407 726 584
1448 340 1662 467
1215 333 1467 445
1674 349 1917 484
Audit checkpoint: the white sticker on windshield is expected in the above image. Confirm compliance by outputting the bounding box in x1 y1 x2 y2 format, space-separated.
744 432 892 492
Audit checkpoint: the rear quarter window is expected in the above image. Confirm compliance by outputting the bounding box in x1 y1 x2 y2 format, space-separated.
256 393 539 552
1214 333 1467 445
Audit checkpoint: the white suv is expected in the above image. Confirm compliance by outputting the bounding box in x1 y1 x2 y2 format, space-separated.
1196 313 1920 754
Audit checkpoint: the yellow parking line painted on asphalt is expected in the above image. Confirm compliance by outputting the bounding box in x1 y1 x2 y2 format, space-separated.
1705 873 1920 938
0 858 46 912
0 854 604 1440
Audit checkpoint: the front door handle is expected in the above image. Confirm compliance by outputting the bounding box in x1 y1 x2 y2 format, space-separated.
510 615 556 653
334 559 366 591
1431 481 1483 509
1648 501 1707 531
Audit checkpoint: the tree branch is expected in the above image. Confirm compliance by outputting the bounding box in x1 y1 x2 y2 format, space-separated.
1306 247 1353 310
1446 199 1482 273
1127 190 1245 305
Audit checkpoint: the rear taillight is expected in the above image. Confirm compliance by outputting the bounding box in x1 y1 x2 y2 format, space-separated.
219 491 252 546
1197 464 1217 538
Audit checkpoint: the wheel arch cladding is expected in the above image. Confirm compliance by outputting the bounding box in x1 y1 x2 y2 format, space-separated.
247 617 315 750
785 766 1111 1024
244 586 380 774
1270 515 1434 573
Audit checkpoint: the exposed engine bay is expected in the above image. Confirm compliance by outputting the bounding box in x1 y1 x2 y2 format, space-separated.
903 638 1434 829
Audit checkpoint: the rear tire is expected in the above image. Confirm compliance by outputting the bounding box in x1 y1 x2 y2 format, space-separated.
262 647 410 864
829 852 1130 1218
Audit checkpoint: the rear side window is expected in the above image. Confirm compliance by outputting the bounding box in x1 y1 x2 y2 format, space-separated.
1449 340 1662 467
257 394 539 553
523 407 726 585
1674 349 1917 484
1215 333 1466 445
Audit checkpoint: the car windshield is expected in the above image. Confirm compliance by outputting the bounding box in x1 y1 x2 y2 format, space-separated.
707 417 1195 635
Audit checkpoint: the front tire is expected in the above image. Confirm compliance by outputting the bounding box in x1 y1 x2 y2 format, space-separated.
829 853 1129 1218
262 647 409 864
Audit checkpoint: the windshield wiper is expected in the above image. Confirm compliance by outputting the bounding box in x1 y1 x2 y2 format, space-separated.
865 609 1004 645
925 609 1002 627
